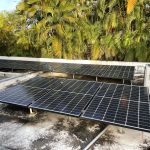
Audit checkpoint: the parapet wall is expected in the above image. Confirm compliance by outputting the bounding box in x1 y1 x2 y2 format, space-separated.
0 56 149 74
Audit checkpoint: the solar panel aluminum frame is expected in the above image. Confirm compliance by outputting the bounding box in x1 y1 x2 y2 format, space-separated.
0 99 32 107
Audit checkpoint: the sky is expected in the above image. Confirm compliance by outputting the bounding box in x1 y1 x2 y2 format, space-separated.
0 0 21 12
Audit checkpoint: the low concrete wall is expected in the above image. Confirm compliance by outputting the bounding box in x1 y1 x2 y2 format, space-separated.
144 65 150 90
0 56 149 66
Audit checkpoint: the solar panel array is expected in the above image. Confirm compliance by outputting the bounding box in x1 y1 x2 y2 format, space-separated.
0 59 135 80
82 83 150 132
0 76 149 132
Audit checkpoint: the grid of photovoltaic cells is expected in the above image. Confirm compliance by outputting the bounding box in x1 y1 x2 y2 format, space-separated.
30 90 93 116
0 59 51 71
25 77 102 116
82 83 150 132
46 63 135 80
0 76 149 132
0 85 46 106
0 59 135 80
20 77 101 95
0 77 102 116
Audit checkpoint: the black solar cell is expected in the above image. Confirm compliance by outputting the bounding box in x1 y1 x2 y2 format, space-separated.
104 98 120 122
139 103 150 129
140 87 149 103
126 101 138 127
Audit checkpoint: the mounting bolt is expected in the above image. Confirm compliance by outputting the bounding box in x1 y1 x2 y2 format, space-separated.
29 108 37 117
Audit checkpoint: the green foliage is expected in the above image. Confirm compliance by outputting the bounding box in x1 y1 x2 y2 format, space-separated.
0 0 149 61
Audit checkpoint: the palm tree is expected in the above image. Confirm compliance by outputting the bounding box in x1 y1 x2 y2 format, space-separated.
16 0 82 58
13 0 149 61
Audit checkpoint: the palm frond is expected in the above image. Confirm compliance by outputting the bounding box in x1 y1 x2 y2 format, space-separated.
52 37 62 58
127 0 137 14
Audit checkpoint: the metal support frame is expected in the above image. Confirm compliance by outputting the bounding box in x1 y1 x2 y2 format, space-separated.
141 132 144 141
121 127 124 134
118 127 124 134
123 79 125 84
131 80 133 86
73 74 75 79
96 76 98 82
67 116 72 122
83 125 110 150
29 108 37 116
29 108 33 114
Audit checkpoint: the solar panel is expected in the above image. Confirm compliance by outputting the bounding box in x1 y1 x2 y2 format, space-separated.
0 59 51 71
0 77 102 113
27 77 102 116
30 90 93 116
20 77 101 95
82 83 150 132
0 85 45 107
0 76 101 116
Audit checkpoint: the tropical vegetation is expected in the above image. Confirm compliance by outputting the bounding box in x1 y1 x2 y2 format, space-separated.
0 0 149 61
